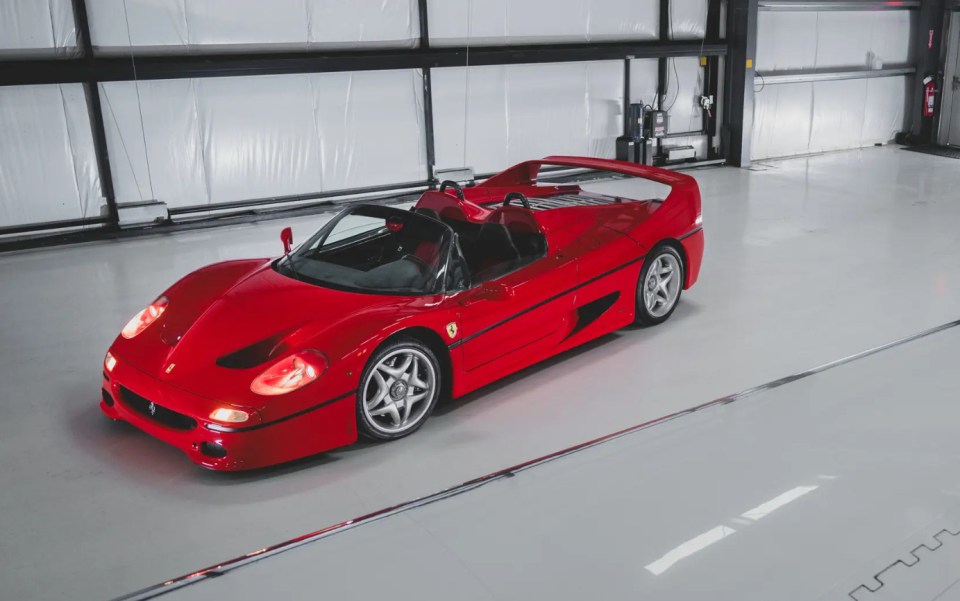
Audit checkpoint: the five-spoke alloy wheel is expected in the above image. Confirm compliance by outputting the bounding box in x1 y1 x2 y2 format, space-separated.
635 245 684 326
357 339 441 440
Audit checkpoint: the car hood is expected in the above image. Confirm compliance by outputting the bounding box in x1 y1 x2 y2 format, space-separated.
116 261 404 404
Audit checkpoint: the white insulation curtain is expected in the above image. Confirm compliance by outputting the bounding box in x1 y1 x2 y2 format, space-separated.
0 0 78 57
432 61 624 175
99 71 428 208
752 10 914 160
85 0 419 53
0 85 104 226
427 0 706 46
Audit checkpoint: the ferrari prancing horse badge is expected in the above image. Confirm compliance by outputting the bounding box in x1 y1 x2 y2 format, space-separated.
446 322 458 339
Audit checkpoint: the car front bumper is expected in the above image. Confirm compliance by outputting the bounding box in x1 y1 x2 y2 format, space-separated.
100 353 357 471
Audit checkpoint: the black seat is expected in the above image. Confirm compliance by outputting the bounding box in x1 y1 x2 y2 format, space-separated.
472 222 520 280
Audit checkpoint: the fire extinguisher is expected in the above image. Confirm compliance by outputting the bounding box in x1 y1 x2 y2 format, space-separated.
922 76 936 118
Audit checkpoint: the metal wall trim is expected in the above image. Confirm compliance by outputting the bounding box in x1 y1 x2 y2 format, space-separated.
759 0 919 10
759 66 916 84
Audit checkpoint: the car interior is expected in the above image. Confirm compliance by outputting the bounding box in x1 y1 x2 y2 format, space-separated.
414 189 548 287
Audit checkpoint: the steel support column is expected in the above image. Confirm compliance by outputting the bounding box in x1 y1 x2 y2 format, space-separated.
417 0 437 186
70 0 119 229
657 0 670 161
724 0 759 167
704 0 723 158
909 0 947 142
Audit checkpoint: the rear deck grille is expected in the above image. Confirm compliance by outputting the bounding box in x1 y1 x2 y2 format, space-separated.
524 192 659 211
119 386 197 430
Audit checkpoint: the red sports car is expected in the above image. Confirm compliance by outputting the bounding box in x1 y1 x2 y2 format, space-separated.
100 156 703 470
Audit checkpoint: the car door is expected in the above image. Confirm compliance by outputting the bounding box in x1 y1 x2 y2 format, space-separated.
457 254 578 372
454 219 579 373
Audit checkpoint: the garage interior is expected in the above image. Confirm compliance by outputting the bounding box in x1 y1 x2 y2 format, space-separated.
2 1 960 600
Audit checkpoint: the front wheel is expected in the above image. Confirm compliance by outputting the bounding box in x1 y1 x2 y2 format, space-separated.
634 245 684 326
356 338 441 441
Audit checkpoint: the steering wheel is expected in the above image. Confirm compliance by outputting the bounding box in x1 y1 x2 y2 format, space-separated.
503 192 530 209
439 180 465 202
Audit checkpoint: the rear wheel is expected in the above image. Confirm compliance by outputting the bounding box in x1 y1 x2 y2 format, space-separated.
356 338 441 441
634 245 684 326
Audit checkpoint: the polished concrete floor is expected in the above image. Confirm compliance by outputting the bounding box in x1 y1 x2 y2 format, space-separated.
1 146 959 600
169 319 960 601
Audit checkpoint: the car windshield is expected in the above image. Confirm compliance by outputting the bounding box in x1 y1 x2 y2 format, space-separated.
275 205 453 295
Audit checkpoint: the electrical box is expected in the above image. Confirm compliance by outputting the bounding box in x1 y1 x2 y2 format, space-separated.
626 103 645 139
663 145 696 163
644 110 667 138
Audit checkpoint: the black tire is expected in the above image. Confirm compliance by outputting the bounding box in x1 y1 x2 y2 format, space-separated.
634 244 684 326
356 337 442 441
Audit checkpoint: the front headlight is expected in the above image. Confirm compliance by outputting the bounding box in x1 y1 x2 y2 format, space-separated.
209 407 251 424
121 296 169 339
250 351 327 396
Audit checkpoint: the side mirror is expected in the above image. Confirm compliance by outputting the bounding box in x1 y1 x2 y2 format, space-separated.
280 227 293 255
478 280 514 301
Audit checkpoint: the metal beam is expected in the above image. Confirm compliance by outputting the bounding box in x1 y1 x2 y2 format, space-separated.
0 41 727 87
724 0 759 167
759 0 919 10
758 66 916 84
0 216 109 237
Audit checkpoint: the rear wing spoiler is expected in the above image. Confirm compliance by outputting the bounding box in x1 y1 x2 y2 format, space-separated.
481 155 699 186
418 155 700 224
478 155 700 207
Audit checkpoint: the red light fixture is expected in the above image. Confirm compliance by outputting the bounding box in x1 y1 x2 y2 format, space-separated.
121 297 169 339
250 351 327 396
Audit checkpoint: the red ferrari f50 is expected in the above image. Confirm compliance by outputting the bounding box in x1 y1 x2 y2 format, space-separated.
100 156 703 470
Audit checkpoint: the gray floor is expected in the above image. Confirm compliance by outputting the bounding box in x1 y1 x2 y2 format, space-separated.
169 318 960 601
1 146 959 600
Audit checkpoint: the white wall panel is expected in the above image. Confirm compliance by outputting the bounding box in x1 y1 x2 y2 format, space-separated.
0 85 103 227
751 76 907 160
663 57 704 133
808 79 869 153
427 0 658 47
668 0 708 39
101 71 426 208
99 82 155 204
751 82 814 160
629 59 659 109
861 75 909 146
0 0 77 56
432 61 623 175
86 0 418 54
757 10 914 71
